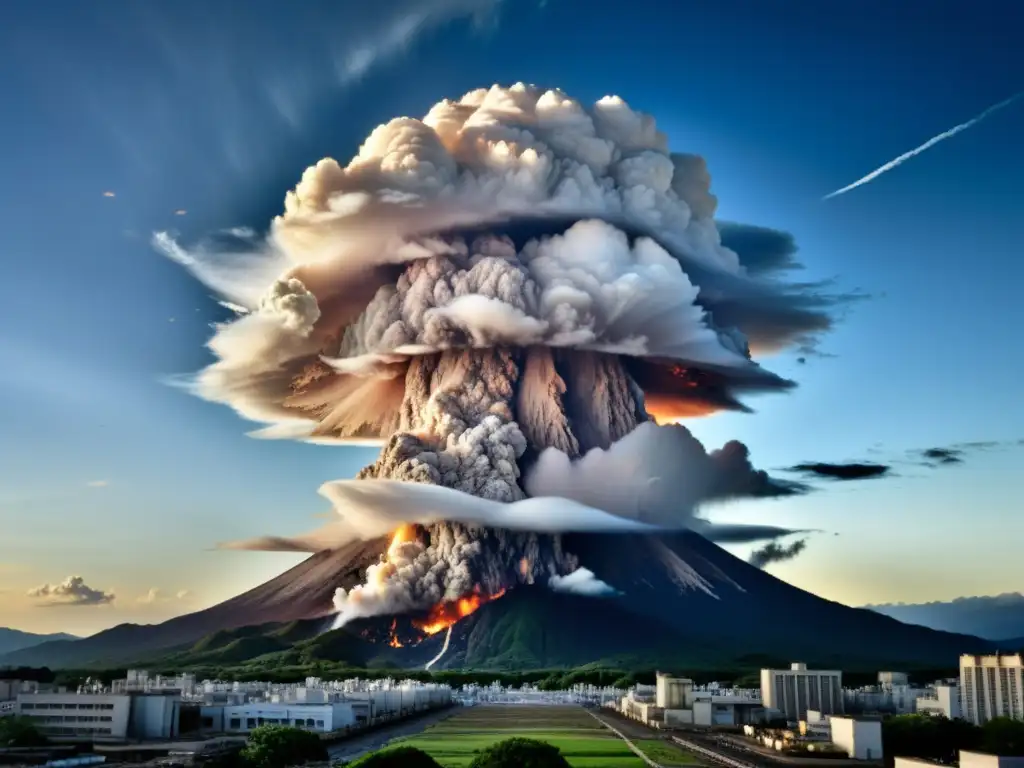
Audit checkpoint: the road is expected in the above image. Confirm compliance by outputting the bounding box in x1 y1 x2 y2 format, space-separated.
327 707 456 764
595 710 774 768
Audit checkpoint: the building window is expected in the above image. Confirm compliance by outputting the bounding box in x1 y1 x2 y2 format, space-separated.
246 718 257 729
230 718 241 730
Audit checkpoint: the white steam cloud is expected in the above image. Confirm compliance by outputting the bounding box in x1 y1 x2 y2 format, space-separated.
548 568 620 597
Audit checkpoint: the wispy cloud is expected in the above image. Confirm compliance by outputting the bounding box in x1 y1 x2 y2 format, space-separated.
333 0 501 88
138 588 190 604
28 576 115 607
85 480 109 488
823 91 1023 200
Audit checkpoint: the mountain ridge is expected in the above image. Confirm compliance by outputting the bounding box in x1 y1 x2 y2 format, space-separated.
866 593 1024 640
0 628 79 657
0 532 994 671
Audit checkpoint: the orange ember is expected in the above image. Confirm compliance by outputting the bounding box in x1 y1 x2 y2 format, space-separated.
519 557 530 578
413 588 507 635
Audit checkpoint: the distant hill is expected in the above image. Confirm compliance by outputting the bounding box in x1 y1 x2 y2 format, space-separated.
866 593 1024 641
0 532 995 672
0 628 78 657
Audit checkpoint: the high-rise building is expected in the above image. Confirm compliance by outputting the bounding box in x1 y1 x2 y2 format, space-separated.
960 654 1024 725
760 662 843 721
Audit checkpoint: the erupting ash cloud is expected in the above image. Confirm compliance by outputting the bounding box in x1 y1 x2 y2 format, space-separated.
164 83 848 631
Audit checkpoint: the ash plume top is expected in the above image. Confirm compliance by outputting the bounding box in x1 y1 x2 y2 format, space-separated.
163 83 853 629
159 82 846 442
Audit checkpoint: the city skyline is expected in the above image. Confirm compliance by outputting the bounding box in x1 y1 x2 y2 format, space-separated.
2 0 1022 637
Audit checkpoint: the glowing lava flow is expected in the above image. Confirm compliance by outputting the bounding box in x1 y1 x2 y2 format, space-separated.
387 619 403 648
413 587 507 636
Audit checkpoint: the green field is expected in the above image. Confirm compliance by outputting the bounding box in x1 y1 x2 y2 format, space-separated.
633 738 703 766
375 705 648 767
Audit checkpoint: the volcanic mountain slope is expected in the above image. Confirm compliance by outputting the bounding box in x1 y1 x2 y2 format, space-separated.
1 532 991 670
0 538 385 669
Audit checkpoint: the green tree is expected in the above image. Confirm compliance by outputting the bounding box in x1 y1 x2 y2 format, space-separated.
239 725 327 768
349 746 442 767
0 716 48 748
881 714 981 767
981 717 1024 756
468 737 571 768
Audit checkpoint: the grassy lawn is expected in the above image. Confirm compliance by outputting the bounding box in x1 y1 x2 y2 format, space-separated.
634 738 703 765
373 705 647 767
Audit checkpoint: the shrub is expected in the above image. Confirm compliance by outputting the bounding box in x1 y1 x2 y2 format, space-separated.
350 746 442 767
468 737 571 768
239 725 327 768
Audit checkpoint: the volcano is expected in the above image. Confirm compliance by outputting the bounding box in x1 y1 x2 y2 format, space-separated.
75 83 984 678
0 531 989 671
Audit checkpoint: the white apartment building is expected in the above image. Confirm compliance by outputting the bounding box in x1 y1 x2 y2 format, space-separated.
960 654 1024 725
761 663 844 722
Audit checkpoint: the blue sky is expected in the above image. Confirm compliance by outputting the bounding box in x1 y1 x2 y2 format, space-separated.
1 0 1022 636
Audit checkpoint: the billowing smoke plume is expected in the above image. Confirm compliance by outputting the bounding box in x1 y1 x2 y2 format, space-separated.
164 83 846 630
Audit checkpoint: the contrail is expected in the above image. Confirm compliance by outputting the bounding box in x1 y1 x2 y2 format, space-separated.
823 91 1022 200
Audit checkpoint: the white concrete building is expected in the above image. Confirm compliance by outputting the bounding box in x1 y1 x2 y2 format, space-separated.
879 672 909 687
656 673 690 710
960 750 1024 768
829 715 883 760
621 675 764 727
897 752 1024 768
915 685 961 719
761 663 843 722
17 693 130 740
221 702 356 733
16 692 181 741
960 654 1024 725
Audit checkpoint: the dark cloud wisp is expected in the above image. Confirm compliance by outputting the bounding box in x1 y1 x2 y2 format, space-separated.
748 538 808 569
789 462 891 481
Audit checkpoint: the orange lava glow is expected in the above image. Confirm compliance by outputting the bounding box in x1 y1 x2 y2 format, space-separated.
387 524 418 558
413 587 508 636
387 619 403 648
519 557 530 578
643 392 721 422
